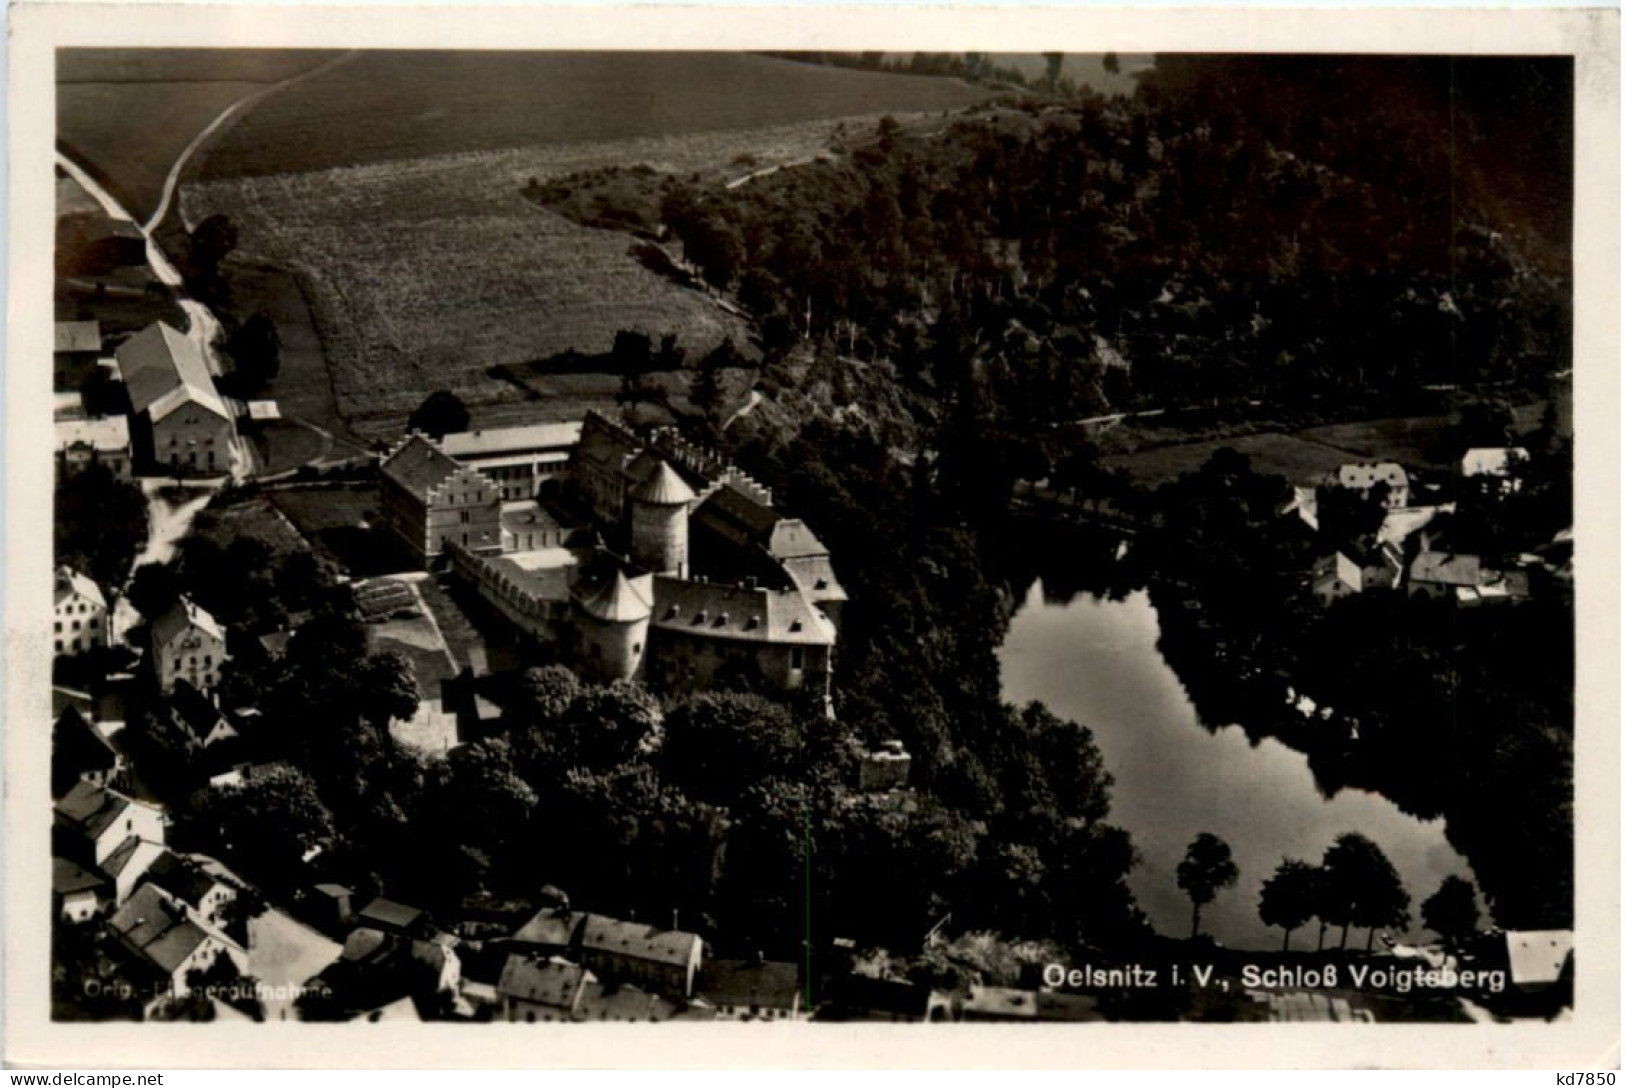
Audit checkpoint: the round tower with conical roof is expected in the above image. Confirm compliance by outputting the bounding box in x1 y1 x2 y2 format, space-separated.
572 568 652 682
628 459 694 577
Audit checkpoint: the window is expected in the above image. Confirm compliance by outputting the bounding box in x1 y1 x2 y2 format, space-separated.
72 620 81 631
53 621 60 633
460 510 470 524
790 647 805 670
54 640 62 652
204 655 212 667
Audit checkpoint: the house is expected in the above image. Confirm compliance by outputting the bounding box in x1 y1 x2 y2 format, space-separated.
56 319 103 367
145 852 237 928
1310 553 1363 606
1354 542 1406 591
148 597 228 693
53 857 110 924
52 706 124 798
817 974 946 1022
166 681 238 749
1461 447 1529 493
496 955 590 1022
101 834 170 907
695 957 803 1020
53 780 165 870
1329 462 1409 508
439 421 583 502
577 914 704 999
378 435 502 566
643 575 836 696
54 566 109 658
106 883 247 999
304 926 460 1021
356 897 433 940
116 321 236 476
310 883 356 930
56 416 132 480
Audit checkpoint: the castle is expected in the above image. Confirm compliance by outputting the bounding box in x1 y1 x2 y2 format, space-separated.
380 412 843 698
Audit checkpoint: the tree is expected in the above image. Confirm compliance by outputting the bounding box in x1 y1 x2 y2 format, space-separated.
1258 857 1321 951
1320 832 1411 950
356 650 421 748
127 562 183 621
1176 832 1239 940
55 462 149 593
1103 52 1121 76
1421 875 1480 948
407 390 470 440
196 767 334 890
225 312 281 390
1043 52 1066 90
661 692 802 805
188 214 239 272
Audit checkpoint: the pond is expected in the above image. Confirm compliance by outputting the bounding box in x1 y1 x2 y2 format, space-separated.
998 579 1478 951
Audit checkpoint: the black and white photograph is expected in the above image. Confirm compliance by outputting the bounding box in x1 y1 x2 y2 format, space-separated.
6 3 1619 1070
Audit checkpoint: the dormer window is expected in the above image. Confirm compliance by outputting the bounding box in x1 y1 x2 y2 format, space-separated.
692 610 707 626
714 613 728 627
815 578 829 590
745 617 760 631
664 605 679 620
789 620 803 633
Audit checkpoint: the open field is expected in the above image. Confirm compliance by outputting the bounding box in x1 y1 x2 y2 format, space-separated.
1292 415 1465 470
193 492 311 555
265 483 403 575
191 51 997 181
1100 431 1364 489
57 50 332 221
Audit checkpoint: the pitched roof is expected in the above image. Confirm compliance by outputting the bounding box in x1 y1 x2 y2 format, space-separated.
781 555 847 605
650 578 835 646
150 597 225 648
54 706 120 776
167 682 233 744
56 320 102 354
379 435 465 502
695 959 801 1010
440 421 583 460
55 566 107 611
115 322 230 423
767 519 828 560
575 978 679 1021
629 460 697 506
357 897 426 933
578 914 700 969
144 851 223 910
510 906 586 950
55 780 138 840
496 955 588 1009
107 883 214 975
53 856 109 896
577 411 642 470
575 568 654 623
1312 553 1362 591
695 482 779 541
1411 551 1482 587
101 836 166 882
56 417 131 455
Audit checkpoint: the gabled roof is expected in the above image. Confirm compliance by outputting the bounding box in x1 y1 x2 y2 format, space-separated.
578 913 700 969
1411 551 1482 587
54 706 120 777
167 682 233 744
650 578 835 646
55 780 145 841
101 836 166 882
696 959 801 1010
1312 553 1362 592
781 556 848 604
55 567 107 611
574 569 654 623
629 460 696 506
577 411 641 470
115 322 230 424
379 435 465 502
144 850 224 910
54 856 109 896
766 519 828 561
357 897 426 934
150 597 225 649
496 955 588 1009
695 482 779 541
511 906 585 950
107 883 214 975
56 417 131 455
56 320 102 354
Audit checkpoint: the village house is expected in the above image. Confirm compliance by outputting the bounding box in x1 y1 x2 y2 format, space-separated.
378 434 502 566
56 416 132 480
55 319 103 372
116 321 236 476
493 955 679 1023
439 421 583 502
148 597 228 693
165 681 240 750
1328 462 1410 508
54 566 109 658
53 780 165 871
106 882 248 1000
144 851 238 929
52 706 125 796
1310 553 1363 606
101 834 171 908
694 957 804 1020
506 902 703 1001
853 740 913 792
53 857 110 924
356 897 435 940
305 925 462 1020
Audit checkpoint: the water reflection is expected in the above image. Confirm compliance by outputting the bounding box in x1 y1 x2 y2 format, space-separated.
998 578 1477 951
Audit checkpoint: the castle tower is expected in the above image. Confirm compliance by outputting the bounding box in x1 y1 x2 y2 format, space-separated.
572 569 653 683
628 460 695 577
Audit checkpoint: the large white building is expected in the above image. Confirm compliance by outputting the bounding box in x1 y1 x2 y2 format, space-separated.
54 566 109 658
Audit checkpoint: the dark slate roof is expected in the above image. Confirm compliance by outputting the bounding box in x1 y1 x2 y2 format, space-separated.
150 596 224 650
357 897 427 933
496 955 587 1008
577 411 641 470
53 856 108 896
510 906 585 950
695 482 778 541
107 883 211 975
379 435 464 502
578 913 700 969
650 577 835 646
574 569 653 623
696 959 801 1010
55 706 119 777
56 320 102 354
144 851 221 910
54 780 135 840
575 979 679 1021
168 682 230 743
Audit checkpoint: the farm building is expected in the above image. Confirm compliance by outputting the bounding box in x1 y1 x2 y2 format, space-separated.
148 597 228 693
116 321 237 476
